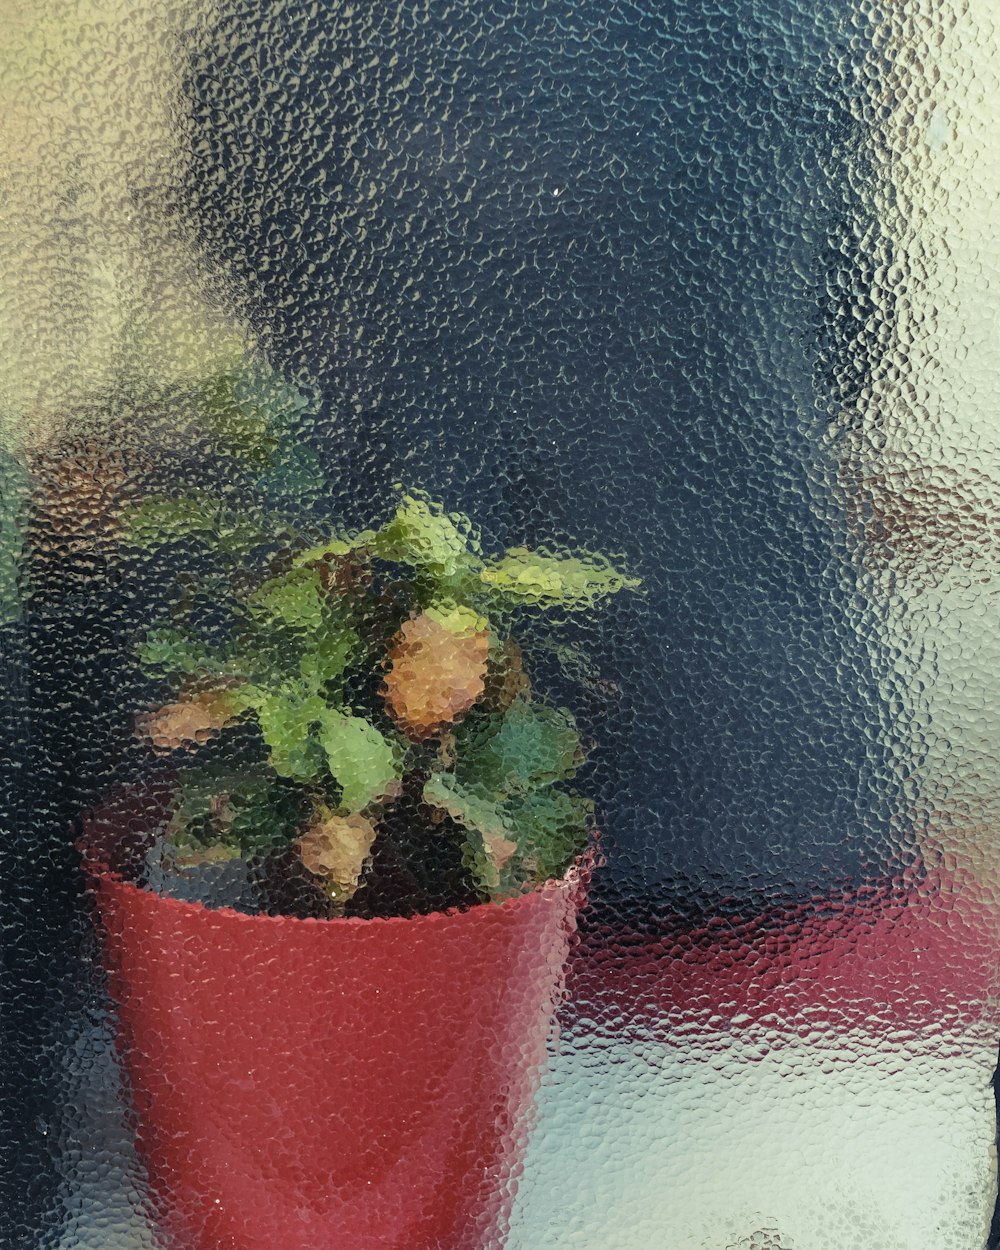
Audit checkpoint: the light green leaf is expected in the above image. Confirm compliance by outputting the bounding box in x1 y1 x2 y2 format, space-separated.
423 600 490 635
455 698 582 798
318 710 403 812
246 568 326 631
252 687 327 782
480 547 640 609
245 574 359 690
291 529 379 568
125 496 213 544
423 772 512 841
221 682 261 717
372 493 480 580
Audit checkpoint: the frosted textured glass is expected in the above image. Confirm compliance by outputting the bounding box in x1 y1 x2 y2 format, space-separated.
2 1 999 1248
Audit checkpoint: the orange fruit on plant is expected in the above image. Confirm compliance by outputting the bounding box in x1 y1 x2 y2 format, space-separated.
382 608 490 740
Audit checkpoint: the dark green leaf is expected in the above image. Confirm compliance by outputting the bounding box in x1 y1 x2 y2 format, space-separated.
504 789 592 882
136 628 222 678
197 365 313 472
455 698 582 798
167 768 310 855
256 442 325 501
424 773 590 897
226 779 311 854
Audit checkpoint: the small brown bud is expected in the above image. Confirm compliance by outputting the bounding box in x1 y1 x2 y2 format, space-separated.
296 811 378 901
483 638 530 712
135 690 234 753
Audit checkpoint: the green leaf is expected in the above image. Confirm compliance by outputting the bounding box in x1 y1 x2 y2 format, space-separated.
292 537 354 565
125 494 273 556
166 768 308 855
424 774 591 897
250 687 327 782
198 370 281 469
480 547 640 609
504 789 592 881
125 496 213 544
317 710 403 812
372 493 481 580
243 573 359 691
255 442 324 501
291 530 379 568
246 568 326 631
299 618 360 694
166 771 223 849
423 772 512 841
423 773 518 898
197 365 314 473
455 698 582 798
137 628 221 678
226 781 309 853
423 601 490 635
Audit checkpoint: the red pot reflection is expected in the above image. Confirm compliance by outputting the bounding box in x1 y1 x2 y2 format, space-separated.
569 879 999 1040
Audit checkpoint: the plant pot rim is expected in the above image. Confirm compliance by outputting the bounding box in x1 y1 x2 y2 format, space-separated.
80 791 599 932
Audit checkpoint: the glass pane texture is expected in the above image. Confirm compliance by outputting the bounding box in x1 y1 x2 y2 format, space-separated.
2 1 999 1248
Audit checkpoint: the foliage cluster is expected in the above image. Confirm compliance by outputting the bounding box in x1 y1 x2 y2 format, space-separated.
129 365 638 915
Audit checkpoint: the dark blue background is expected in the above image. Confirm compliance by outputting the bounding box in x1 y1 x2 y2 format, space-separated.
184 0 893 906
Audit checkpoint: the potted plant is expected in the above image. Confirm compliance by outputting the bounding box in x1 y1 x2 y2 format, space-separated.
82 364 638 1250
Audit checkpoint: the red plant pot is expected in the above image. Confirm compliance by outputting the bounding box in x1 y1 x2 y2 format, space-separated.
83 797 589 1250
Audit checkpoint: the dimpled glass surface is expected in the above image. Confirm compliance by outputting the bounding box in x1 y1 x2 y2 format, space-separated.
2 0 1000 1247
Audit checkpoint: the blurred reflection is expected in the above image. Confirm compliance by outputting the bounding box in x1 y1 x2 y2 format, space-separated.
833 0 1000 916
0 0 246 436
0 3 250 1242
